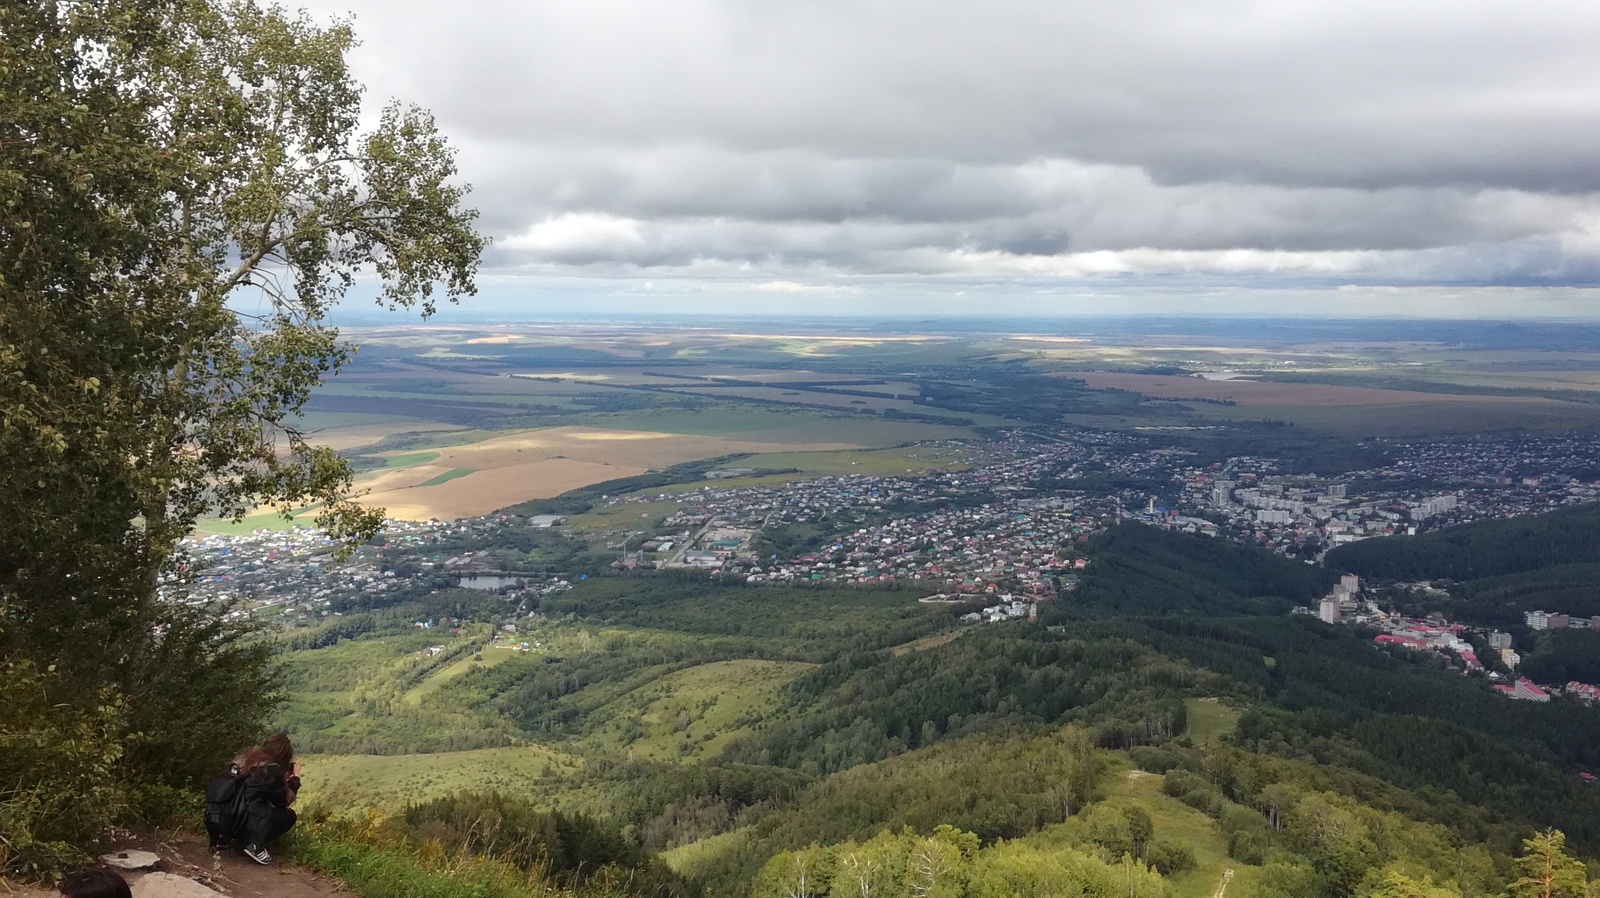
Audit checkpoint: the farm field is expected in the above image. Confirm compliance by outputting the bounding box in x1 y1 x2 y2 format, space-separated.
351 425 868 520
1069 372 1543 407
214 324 1600 533
1068 372 1600 436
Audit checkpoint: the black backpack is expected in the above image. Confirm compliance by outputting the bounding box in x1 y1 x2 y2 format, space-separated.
204 767 247 837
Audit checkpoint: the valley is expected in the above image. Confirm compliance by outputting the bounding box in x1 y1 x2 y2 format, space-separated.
199 320 1600 898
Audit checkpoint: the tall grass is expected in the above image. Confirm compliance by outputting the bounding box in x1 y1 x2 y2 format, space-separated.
283 810 557 898
282 806 672 898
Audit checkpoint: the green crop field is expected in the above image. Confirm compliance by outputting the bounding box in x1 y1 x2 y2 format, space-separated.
1185 397 1600 437
193 502 326 536
417 467 476 487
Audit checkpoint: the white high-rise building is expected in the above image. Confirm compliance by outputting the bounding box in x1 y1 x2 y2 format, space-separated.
1318 596 1341 624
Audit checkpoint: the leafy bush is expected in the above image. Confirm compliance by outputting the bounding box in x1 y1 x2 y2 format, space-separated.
0 660 125 879
401 792 693 897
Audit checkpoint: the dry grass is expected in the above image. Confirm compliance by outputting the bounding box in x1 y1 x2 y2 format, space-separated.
353 426 862 520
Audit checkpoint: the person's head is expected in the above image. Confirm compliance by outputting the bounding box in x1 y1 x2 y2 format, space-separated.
60 868 132 898
237 732 295 775
261 732 294 768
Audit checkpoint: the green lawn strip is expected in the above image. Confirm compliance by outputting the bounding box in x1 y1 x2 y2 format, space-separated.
417 468 476 487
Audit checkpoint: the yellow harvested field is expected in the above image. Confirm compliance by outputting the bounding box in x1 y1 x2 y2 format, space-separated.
354 426 861 520
367 459 645 519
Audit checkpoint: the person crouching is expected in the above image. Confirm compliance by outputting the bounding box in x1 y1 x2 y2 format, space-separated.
228 733 301 865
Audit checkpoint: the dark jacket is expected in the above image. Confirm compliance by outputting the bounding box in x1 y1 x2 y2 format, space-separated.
238 760 301 809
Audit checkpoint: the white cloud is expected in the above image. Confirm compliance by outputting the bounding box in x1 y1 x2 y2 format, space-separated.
297 0 1600 305
499 213 645 261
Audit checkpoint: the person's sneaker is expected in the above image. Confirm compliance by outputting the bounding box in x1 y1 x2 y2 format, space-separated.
242 844 271 865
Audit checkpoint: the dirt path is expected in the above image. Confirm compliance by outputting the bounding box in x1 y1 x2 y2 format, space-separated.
1211 867 1235 898
3 836 343 898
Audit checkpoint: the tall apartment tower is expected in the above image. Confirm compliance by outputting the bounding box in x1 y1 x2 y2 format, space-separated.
1318 596 1341 625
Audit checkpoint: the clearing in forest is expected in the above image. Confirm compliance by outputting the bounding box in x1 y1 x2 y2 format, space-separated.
297 744 583 809
579 659 816 761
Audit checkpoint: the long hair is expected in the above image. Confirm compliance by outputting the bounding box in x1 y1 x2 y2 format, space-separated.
59 869 132 898
235 732 294 778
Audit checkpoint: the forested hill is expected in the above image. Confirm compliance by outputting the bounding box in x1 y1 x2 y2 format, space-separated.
1067 524 1339 617
263 517 1600 898
1325 501 1600 581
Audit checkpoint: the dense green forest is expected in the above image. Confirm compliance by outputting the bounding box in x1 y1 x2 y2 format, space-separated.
262 511 1600 898
1066 524 1339 617
1325 501 1600 581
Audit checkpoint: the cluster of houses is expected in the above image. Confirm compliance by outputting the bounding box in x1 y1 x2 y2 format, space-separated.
1301 592 1600 709
1181 434 1600 557
960 597 1037 624
1524 609 1600 632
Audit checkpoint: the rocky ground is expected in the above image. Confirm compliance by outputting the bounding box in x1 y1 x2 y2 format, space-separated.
5 835 338 898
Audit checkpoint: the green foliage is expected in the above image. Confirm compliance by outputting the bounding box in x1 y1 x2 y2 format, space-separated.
0 0 481 875
749 825 1170 898
721 628 1205 772
1325 502 1600 582
1060 524 1340 618
1517 629 1600 685
0 660 125 879
535 579 948 653
403 792 691 896
667 728 1115 893
1511 830 1589 898
1394 563 1600 627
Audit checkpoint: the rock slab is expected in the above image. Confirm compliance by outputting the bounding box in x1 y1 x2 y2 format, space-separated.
100 849 163 871
131 872 221 898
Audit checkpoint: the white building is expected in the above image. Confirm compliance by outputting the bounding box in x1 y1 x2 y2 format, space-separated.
1319 596 1341 625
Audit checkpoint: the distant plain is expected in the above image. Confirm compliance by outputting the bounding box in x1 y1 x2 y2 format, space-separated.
201 321 1600 529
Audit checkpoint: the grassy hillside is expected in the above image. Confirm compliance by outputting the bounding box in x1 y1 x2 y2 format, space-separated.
270 511 1600 898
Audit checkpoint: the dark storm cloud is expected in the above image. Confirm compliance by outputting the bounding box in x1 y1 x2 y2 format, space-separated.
304 0 1600 292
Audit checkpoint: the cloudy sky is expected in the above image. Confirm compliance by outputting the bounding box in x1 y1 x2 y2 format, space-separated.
303 0 1600 318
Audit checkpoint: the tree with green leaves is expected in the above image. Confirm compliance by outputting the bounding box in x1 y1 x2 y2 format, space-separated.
1 0 481 875
1510 830 1589 898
